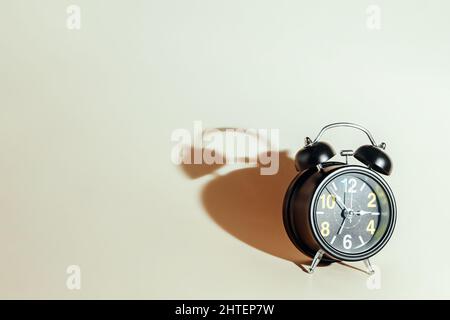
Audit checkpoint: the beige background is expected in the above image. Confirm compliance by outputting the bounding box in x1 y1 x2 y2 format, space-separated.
1 0 450 299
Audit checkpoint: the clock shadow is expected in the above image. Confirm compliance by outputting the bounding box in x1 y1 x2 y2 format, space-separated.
180 146 320 270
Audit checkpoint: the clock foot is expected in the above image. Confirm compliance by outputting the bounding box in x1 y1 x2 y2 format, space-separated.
364 259 375 275
307 250 324 274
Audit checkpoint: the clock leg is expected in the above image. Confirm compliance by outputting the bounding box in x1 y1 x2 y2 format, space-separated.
307 250 324 274
364 259 375 275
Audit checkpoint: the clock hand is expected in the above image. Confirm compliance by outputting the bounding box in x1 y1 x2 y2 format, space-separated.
348 192 354 222
324 187 343 210
337 216 347 235
325 187 353 234
326 188 351 212
350 191 353 209
343 188 346 209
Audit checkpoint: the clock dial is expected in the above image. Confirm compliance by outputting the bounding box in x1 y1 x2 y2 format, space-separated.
314 172 392 255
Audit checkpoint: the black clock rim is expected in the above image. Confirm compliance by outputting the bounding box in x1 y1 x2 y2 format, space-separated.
309 165 397 262
282 166 337 264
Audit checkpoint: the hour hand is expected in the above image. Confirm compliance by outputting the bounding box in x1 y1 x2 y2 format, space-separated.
326 188 349 211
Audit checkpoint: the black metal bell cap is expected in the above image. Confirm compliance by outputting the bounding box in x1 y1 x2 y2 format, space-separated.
295 141 335 172
354 145 392 175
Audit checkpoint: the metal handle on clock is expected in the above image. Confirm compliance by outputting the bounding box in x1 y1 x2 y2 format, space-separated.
309 122 385 149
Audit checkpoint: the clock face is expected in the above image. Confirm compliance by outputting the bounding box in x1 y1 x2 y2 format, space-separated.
313 170 394 256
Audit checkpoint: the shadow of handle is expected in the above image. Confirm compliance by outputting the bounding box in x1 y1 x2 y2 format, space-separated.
181 149 310 265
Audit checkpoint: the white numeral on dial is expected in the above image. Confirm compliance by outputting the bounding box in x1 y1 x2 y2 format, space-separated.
368 192 377 208
343 234 352 249
341 178 357 193
320 221 330 237
320 194 336 209
367 219 376 235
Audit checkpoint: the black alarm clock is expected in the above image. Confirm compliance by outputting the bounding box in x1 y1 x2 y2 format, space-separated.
283 123 396 274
